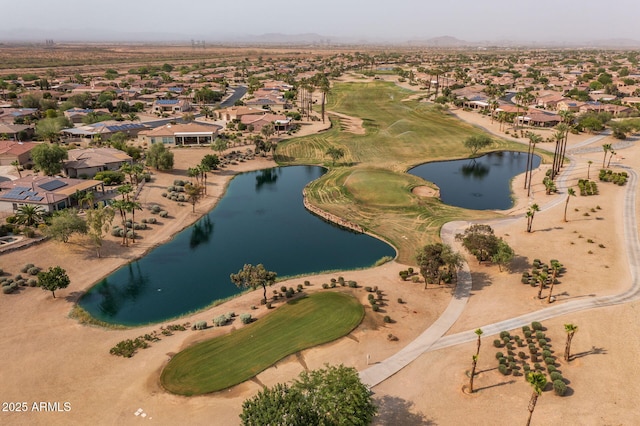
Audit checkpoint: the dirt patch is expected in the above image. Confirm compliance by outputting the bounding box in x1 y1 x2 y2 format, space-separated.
412 185 440 199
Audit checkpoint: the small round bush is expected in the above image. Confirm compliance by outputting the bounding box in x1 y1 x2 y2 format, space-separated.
547 365 557 374
266 302 272 309
21 263 34 273
542 350 552 359
348 281 357 288
369 298 377 306
213 315 228 327
506 343 514 350
495 351 504 360
28 279 37 287
2 285 14 294
240 313 252 324
493 339 503 348
498 357 507 365
498 364 509 375
159 211 169 218
553 379 567 396
297 284 303 292
364 286 372 292
545 357 555 366
539 339 548 347
532 321 543 331
383 315 392 323
397 298 403 304
536 331 545 340
372 304 380 312
518 351 527 359
304 280 310 286
147 217 157 224
499 331 510 339
524 330 532 338
322 283 329 289
27 267 40 276
507 355 515 363
550 372 563 381
534 363 543 371
330 282 336 288
502 337 510 345
280 285 287 293
368 293 375 300
509 362 517 370
523 364 531 372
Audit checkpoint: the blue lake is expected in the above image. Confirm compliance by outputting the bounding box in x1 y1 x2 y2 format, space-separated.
409 151 541 210
79 166 396 325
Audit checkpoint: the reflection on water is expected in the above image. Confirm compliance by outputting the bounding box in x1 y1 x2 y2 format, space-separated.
96 263 150 317
190 215 214 249
255 168 280 190
409 151 540 210
460 160 490 179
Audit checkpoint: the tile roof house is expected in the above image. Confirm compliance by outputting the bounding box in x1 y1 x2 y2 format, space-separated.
0 140 38 166
0 176 105 213
152 99 191 114
137 122 222 146
63 148 133 178
240 113 292 133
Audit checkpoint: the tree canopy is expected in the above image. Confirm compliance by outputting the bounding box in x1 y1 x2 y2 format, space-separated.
230 263 277 302
31 143 68 176
415 243 462 286
240 364 376 426
37 266 70 298
45 208 87 243
145 143 174 170
463 134 492 156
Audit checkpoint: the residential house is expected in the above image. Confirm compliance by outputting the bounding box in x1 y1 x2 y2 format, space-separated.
217 106 267 121
0 176 105 213
240 113 292 133
63 148 133 178
0 123 34 142
0 140 37 165
138 122 222 146
61 121 148 144
152 99 191 114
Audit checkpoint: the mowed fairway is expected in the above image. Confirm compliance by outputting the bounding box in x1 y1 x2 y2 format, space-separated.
277 81 545 262
160 292 364 395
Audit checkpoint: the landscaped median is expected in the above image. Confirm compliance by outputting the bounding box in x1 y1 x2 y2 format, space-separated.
160 291 364 395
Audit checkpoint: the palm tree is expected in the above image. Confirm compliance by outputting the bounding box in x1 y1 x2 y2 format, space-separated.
602 143 612 168
15 204 46 226
563 188 576 222
547 261 562 303
587 160 593 179
607 150 616 168
536 271 548 299
325 147 345 166
564 323 578 362
551 124 567 179
11 160 22 178
524 132 542 196
526 204 540 233
468 328 483 393
525 372 547 426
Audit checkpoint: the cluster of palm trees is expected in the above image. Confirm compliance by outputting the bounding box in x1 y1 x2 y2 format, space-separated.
602 143 616 168
112 183 141 246
296 73 331 123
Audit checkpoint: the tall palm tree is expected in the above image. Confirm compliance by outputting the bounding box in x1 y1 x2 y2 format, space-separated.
536 271 548 299
551 124 567 179
607 150 616 168
526 204 540 233
525 132 542 196
547 261 562 303
525 372 547 426
587 160 593 179
468 328 483 393
564 323 578 362
602 143 612 168
563 188 576 222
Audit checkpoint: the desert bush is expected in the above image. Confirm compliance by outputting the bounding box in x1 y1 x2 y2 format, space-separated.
387 333 399 341
159 211 168 218
550 372 563 381
493 339 503 348
524 330 532 338
110 338 149 358
364 286 372 292
240 313 252 324
534 363 543 371
498 364 509 375
545 357 555 366
542 350 552 358
173 179 186 187
2 285 15 294
397 298 403 304
539 339 548 347
383 315 392 323
192 320 207 330
518 351 527 359
213 315 228 327
304 280 310 286
495 352 504 360
297 284 303 292
21 263 34 273
266 302 272 309
280 286 287 293
330 282 336 288
372 304 380 312
547 365 557 374
531 321 543 330
147 217 157 224
399 270 409 281
322 283 329 289
536 331 545 339
368 293 375 301
498 357 506 365
28 279 37 287
553 379 567 396
286 289 294 298
499 331 510 340
411 276 420 283
348 281 357 288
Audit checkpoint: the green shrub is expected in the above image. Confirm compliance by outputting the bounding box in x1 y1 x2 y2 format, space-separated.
368 293 375 300
240 313 252 324
411 276 420 283
304 280 311 286
499 331 510 339
330 282 336 288
2 285 14 294
322 283 329 289
266 302 272 309
173 179 186 186
372 304 380 312
495 352 504 360
547 365 557 374
550 372 563 381
348 281 357 288
159 211 169 218
493 339 503 348
536 331 545 339
524 330 532 338
280 286 287 293
534 363 543 371
498 364 509 375
365 286 372 292
518 351 527 359
397 298 403 304
553 379 567 396
383 316 392 323
545 357 555 366
539 339 548 347
498 357 506 365
542 350 552 358
28 279 37 287
296 284 303 292
531 321 543 331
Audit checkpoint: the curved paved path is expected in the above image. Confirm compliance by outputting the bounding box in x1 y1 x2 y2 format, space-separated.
360 148 638 387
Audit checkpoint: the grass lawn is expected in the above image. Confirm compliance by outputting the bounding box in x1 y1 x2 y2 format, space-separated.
160 291 364 395
277 81 554 262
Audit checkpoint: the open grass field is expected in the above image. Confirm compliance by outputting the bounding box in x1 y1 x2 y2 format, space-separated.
160 291 364 395
277 81 551 262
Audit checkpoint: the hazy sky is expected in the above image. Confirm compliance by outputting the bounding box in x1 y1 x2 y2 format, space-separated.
3 0 639 42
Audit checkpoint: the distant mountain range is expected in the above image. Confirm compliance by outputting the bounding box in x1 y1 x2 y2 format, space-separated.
1 29 639 49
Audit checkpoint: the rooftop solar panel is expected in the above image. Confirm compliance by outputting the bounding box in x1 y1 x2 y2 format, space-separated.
28 196 44 202
39 179 67 191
